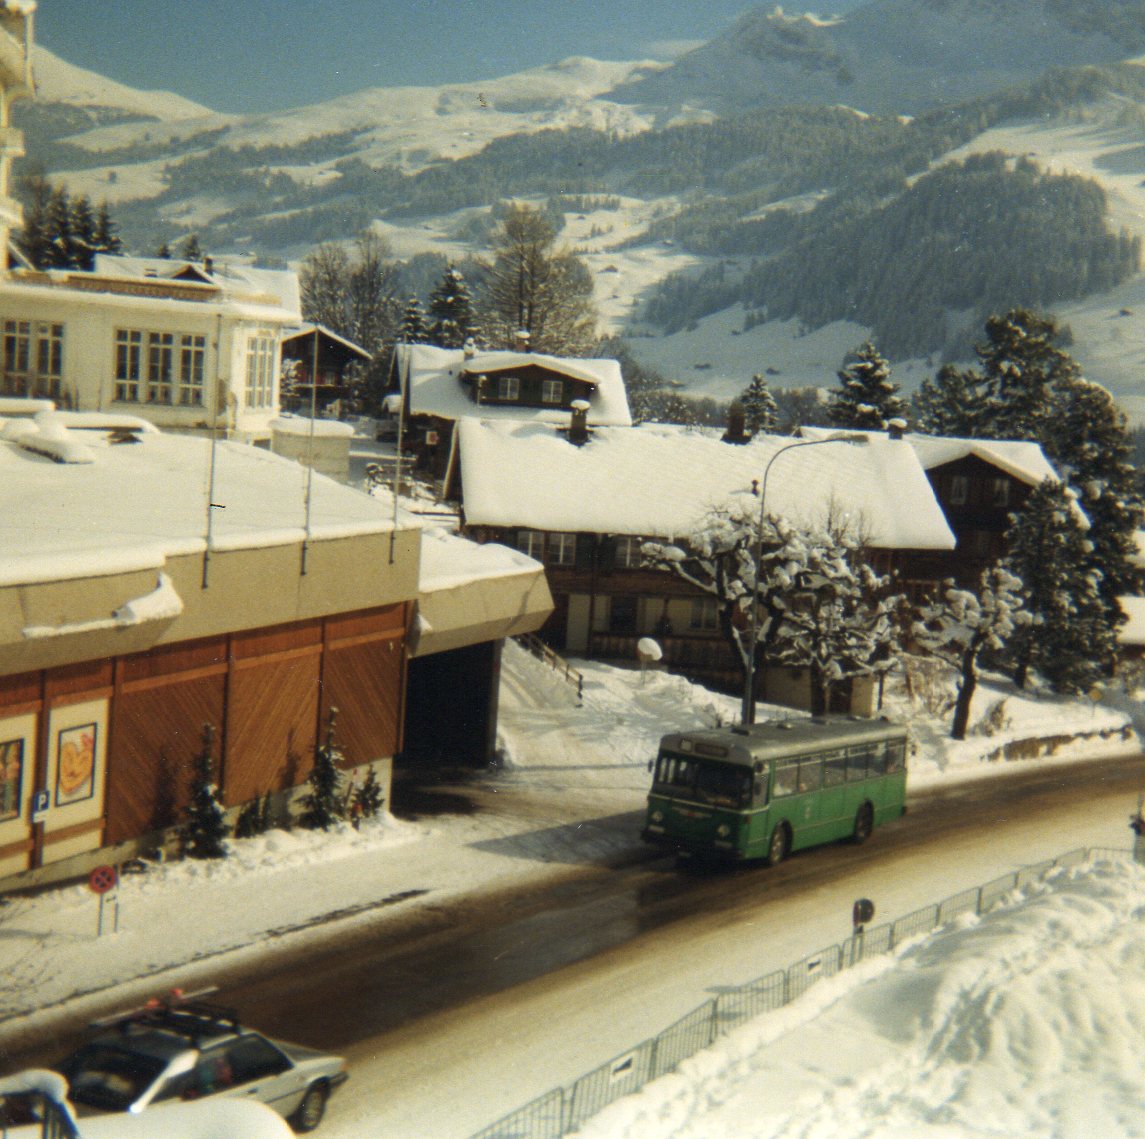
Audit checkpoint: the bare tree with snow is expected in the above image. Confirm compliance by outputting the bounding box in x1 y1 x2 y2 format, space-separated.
913 565 1028 740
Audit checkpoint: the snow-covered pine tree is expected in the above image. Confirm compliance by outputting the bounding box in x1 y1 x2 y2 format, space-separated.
299 707 346 831
428 264 480 348
93 202 122 257
1044 376 1143 634
352 765 385 828
180 233 203 262
826 341 905 431
1003 479 1115 693
912 565 1028 740
183 723 230 859
70 194 96 271
914 363 989 437
16 170 52 269
397 295 429 344
43 184 76 269
741 373 779 435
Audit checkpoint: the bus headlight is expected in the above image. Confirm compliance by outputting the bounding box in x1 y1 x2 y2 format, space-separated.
651 810 664 823
716 824 731 837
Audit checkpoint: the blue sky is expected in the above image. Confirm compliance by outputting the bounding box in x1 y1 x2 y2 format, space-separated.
33 1 861 114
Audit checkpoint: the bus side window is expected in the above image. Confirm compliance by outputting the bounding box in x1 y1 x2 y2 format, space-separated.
797 758 822 793
868 742 888 776
846 747 869 781
823 751 846 787
887 741 906 773
773 761 799 797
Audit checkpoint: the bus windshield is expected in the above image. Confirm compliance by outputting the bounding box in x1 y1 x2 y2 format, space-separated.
654 753 752 809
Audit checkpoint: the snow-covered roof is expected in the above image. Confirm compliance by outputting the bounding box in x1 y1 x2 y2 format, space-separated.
0 412 399 587
800 427 1059 487
396 342 632 426
86 253 301 320
284 322 372 360
459 421 955 550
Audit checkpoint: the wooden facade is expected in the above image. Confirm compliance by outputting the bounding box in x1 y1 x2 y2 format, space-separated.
0 604 408 875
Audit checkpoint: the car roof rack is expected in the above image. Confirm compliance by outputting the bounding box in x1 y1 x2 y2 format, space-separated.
91 987 244 1041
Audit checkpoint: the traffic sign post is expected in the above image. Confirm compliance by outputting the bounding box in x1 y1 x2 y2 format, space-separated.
88 865 120 937
850 897 875 966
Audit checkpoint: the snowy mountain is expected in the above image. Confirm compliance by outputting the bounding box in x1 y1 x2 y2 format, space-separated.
612 0 1145 115
18 5 1145 422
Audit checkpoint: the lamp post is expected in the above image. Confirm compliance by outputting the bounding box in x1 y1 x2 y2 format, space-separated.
740 433 869 725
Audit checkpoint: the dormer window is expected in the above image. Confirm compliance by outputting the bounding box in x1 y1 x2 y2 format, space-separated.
542 379 563 404
498 375 519 401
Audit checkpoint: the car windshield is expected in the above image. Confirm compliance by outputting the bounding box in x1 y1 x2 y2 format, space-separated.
62 1042 168 1111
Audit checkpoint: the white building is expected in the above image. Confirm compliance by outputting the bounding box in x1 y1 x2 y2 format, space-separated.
0 254 300 441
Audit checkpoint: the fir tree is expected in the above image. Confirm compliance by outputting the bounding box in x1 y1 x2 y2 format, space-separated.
914 363 990 437
1004 479 1115 693
351 765 385 828
299 707 346 831
157 242 172 259
183 724 230 860
16 170 52 269
70 194 96 271
43 184 76 269
397 295 429 344
428 264 480 348
93 202 122 257
180 233 203 262
741 373 779 435
1044 376 1142 638
826 341 905 431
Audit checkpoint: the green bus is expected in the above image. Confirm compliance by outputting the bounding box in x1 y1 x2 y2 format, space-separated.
642 716 909 863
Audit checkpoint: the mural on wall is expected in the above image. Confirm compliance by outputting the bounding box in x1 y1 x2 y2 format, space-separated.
55 723 96 806
0 738 22 821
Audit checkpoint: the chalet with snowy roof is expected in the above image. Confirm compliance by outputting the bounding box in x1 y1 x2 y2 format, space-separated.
0 411 551 886
280 322 372 415
457 419 956 711
388 341 632 495
801 427 1061 596
0 253 300 442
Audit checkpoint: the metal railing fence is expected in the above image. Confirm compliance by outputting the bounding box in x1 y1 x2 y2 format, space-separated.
471 846 1130 1139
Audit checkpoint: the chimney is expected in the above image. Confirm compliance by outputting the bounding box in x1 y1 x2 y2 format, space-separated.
463 337 477 359
203 256 214 275
514 329 531 353
569 399 590 446
887 417 906 441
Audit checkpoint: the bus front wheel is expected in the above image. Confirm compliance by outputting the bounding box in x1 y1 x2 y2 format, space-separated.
767 823 790 866
852 803 874 845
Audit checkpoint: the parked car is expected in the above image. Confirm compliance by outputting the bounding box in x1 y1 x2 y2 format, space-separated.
0 1068 294 1138
53 990 348 1133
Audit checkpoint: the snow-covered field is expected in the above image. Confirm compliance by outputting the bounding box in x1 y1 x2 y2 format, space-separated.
0 642 1141 1136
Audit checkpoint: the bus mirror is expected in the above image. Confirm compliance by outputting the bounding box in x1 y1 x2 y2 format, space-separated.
754 762 764 774
647 760 653 773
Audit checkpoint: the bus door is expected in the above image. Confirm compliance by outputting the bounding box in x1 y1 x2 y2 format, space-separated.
818 747 848 836
771 754 825 850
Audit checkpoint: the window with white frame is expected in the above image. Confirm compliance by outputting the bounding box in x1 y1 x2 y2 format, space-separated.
614 535 643 569
114 329 143 402
689 596 719 631
3 320 29 381
497 374 520 401
3 320 63 395
245 333 277 409
991 477 1010 508
517 530 544 560
541 378 563 404
147 332 174 404
549 532 577 566
948 474 969 506
178 334 206 406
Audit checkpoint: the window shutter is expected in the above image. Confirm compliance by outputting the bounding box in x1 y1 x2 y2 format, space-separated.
599 535 616 573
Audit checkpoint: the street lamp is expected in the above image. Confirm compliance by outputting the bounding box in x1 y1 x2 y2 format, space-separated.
740 432 869 725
